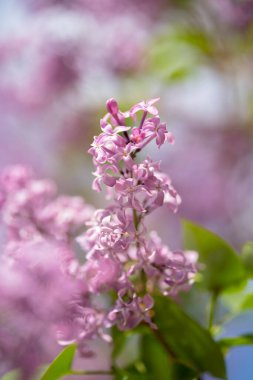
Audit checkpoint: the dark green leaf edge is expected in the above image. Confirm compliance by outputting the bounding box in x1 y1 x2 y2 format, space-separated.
40 344 77 380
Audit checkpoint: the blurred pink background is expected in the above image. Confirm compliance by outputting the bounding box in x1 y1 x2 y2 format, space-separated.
1 1 253 378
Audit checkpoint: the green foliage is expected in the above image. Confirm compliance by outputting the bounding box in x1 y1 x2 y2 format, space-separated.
241 242 253 276
140 333 196 380
113 332 141 368
149 32 197 83
112 328 149 379
148 24 218 83
219 334 253 352
182 220 246 293
112 327 130 362
170 363 198 380
114 366 148 380
112 319 203 380
239 293 253 310
1 370 20 380
170 28 215 56
40 344 76 380
2 367 49 380
141 333 173 380
153 296 226 379
178 284 210 326
219 280 249 317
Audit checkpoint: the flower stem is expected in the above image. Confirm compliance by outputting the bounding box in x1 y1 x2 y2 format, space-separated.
208 291 219 331
70 370 113 376
139 110 147 130
133 208 139 231
123 131 130 143
139 134 155 150
151 327 177 361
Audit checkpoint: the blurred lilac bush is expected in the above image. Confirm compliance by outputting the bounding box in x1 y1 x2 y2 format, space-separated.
0 165 92 377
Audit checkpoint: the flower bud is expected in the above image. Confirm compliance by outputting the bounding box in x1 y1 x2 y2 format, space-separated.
106 98 118 115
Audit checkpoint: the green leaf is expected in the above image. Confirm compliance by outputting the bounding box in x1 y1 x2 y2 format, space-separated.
1 370 20 380
114 364 148 380
2 367 49 380
170 363 198 380
114 371 147 380
182 220 245 292
149 33 197 83
219 281 248 315
154 296 227 379
112 327 130 362
171 28 215 56
240 293 253 311
40 344 77 380
141 333 173 380
112 330 141 369
219 334 253 351
167 66 193 82
241 242 253 276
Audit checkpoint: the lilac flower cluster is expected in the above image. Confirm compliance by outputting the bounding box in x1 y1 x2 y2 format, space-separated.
0 165 93 246
78 98 197 331
0 99 197 378
209 0 253 29
0 166 94 378
0 241 79 379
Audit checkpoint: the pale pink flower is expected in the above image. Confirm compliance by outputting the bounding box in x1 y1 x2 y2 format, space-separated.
130 98 160 117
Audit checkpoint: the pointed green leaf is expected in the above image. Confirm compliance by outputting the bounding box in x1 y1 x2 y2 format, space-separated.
141 333 173 380
218 334 253 352
154 296 227 379
241 242 253 276
40 344 77 380
182 220 245 292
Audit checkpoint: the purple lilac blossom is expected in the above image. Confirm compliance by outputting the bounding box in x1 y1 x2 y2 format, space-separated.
0 166 95 377
208 0 253 29
0 241 80 379
82 98 197 332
